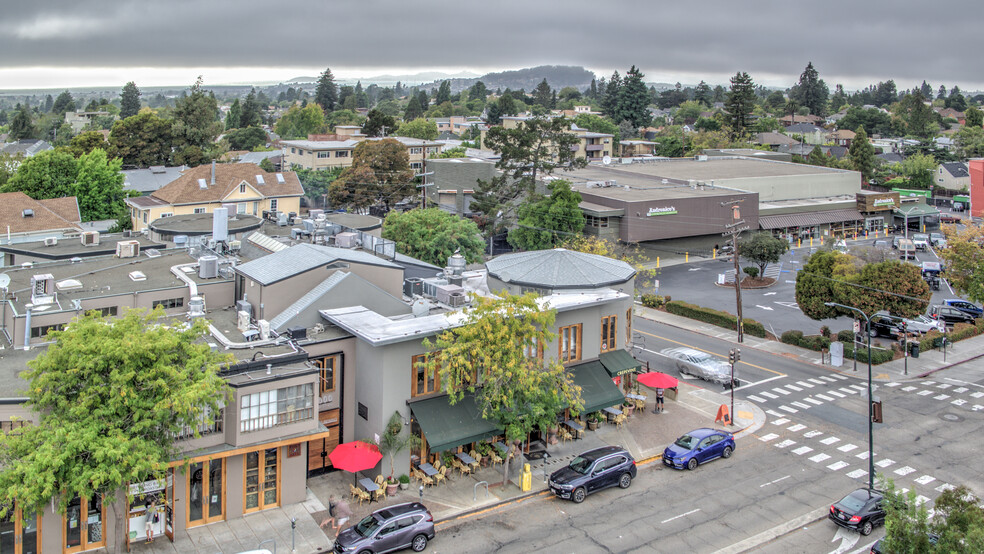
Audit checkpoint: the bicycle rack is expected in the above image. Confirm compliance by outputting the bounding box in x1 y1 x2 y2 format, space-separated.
474 481 489 502
257 538 276 554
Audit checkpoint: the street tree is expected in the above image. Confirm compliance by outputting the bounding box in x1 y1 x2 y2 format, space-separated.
394 118 438 140
471 116 587 229
328 138 414 210
738 232 790 277
789 62 829 117
0 308 231 539
965 106 983 128
422 293 583 486
507 179 584 251
294 167 344 207
314 67 338 112
725 72 756 139
362 109 396 137
938 222 984 304
381 208 485 266
109 111 173 167
847 126 876 182
880 481 984 553
120 81 141 118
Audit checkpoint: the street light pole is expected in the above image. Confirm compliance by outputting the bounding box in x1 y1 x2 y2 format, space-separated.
827 302 875 491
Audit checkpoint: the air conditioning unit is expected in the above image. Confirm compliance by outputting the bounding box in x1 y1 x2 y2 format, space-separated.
236 299 253 318
115 240 140 258
403 278 424 297
199 256 219 279
434 283 465 305
228 240 241 251
421 278 448 298
334 232 358 248
257 319 270 340
447 292 467 307
237 310 251 332
43 237 58 247
81 231 100 246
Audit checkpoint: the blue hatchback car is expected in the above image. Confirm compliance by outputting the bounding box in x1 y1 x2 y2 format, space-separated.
663 428 735 470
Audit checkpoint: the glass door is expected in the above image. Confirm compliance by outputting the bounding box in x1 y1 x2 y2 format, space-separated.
187 459 225 528
64 495 104 553
187 462 204 527
244 448 279 513
262 448 278 509
207 459 223 521
64 496 82 552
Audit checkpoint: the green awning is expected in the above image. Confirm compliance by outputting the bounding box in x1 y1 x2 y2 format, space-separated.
570 360 626 415
599 349 641 377
894 204 940 218
409 394 502 454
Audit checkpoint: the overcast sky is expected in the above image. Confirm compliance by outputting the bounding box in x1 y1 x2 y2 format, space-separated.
1 0 981 92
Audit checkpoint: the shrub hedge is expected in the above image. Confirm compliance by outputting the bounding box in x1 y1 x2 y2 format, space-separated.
665 300 767 338
839 341 895 365
641 294 670 308
780 330 831 351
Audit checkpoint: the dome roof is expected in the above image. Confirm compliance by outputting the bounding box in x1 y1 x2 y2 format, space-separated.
486 248 635 290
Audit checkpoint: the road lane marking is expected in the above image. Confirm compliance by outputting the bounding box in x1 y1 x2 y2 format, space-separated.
634 329 786 376
917 390 933 396
792 446 813 455
875 459 894 468
804 430 823 438
809 453 831 462
771 418 790 425
820 437 841 445
894 466 916 476
935 483 955 493
765 409 784 417
759 475 790 487
808 378 826 385
804 397 823 405
787 424 806 432
901 386 918 392
748 395 766 403
915 475 936 485
785 384 803 392
661 508 700 524
846 469 868 479
779 405 798 413
936 383 952 389
796 380 814 388
856 451 870 460
760 391 779 399
759 433 780 442
827 390 846 398
952 399 967 406
736 375 786 391
934 394 951 400
815 393 834 401
827 461 849 471
791 401 811 409
776 439 796 448
952 387 969 393
820 376 838 382
838 444 859 452
830 525 860 554
772 387 792 395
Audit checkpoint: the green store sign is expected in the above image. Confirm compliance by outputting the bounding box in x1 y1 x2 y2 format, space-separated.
646 206 678 216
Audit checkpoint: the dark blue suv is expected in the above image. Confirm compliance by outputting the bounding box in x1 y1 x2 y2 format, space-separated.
548 446 636 503
663 428 736 470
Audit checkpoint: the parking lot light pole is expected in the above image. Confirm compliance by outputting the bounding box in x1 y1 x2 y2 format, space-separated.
826 302 875 491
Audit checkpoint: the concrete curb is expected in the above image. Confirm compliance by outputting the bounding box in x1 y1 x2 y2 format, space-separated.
916 351 984 378
435 489 549 525
712 507 828 554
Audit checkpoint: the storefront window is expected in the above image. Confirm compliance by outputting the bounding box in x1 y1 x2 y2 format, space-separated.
188 459 225 528
64 494 104 552
2 503 40 554
245 448 279 513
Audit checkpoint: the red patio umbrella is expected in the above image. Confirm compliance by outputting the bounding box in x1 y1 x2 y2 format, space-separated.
329 441 382 473
636 371 679 389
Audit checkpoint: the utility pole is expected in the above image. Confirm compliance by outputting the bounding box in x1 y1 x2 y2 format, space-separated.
722 200 749 343
728 348 740 424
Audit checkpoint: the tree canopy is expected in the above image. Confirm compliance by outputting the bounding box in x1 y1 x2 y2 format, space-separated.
171 78 223 160
508 179 585 251
328 138 414 210
0 308 231 520
314 67 338 112
789 62 829 117
725 72 756 138
738 232 790 276
120 81 141 119
394 118 438 141
362 109 395 137
939 222 984 305
847 126 875 182
109 111 173 167
273 103 325 139
880 481 984 553
381 208 485 266
225 126 267 151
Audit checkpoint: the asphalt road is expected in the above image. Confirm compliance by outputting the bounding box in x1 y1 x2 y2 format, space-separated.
426 320 984 554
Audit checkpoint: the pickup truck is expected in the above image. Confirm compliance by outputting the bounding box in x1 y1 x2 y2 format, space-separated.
939 214 962 224
911 233 930 251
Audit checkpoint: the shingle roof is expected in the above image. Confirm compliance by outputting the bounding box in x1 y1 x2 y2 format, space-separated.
785 123 824 133
485 248 635 289
754 132 799 146
941 162 969 178
122 166 185 194
234 243 401 285
0 192 82 234
150 163 303 205
1 140 53 157
39 197 81 223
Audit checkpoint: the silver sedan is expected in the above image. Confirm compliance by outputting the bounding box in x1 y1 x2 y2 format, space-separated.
661 347 732 385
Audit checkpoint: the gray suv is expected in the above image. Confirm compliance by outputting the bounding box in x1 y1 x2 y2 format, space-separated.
334 502 435 553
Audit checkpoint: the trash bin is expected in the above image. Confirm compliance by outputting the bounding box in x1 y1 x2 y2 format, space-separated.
910 343 920 358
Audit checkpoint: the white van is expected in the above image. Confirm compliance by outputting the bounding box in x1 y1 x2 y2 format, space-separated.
897 238 916 260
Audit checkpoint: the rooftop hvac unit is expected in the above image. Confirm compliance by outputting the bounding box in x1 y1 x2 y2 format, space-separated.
334 232 358 248
286 326 307 340
403 278 424 297
447 292 467 307
448 275 463 287
309 209 325 220
605 180 617 187
228 240 241 251
434 283 465 305
236 299 253 318
198 255 219 279
31 274 54 304
212 207 229 242
237 310 250 332
81 231 100 246
257 319 270 340
446 252 466 276
421 278 448 298
174 235 189 247
116 239 140 258
123 230 132 238
43 237 58 247
277 213 289 226
188 296 206 318
411 298 429 317
303 219 315 233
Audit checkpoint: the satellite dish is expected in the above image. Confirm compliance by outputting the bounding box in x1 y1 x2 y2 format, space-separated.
0 273 9 289
603 156 612 165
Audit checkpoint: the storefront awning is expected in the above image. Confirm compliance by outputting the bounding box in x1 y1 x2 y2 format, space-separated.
759 209 864 230
570 360 626 415
599 349 641 377
894 204 940 218
409 394 502 454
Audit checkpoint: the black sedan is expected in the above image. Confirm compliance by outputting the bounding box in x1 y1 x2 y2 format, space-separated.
829 488 885 535
548 446 636 504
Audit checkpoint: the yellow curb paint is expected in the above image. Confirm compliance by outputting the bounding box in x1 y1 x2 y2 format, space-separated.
738 411 753 419
876 373 890 379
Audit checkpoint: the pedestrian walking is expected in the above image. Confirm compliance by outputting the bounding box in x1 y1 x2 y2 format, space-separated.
654 388 664 414
331 497 353 539
144 498 157 543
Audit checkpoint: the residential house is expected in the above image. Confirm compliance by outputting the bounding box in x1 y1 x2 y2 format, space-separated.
122 165 186 196
828 129 856 148
779 114 824 126
1 139 52 158
935 107 965 123
0 192 82 254
753 132 800 151
936 162 970 191
64 110 112 133
124 163 304 232
784 123 826 145
826 108 849 126
619 140 658 157
933 136 956 152
569 125 614 161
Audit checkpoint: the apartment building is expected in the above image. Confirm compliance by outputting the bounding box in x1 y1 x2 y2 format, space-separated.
281 136 444 173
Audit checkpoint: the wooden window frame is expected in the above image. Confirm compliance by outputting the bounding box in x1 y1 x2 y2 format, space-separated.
243 447 281 514
601 315 617 352
411 353 441 398
559 324 582 363
63 494 105 553
314 354 339 395
186 458 226 528
626 308 632 348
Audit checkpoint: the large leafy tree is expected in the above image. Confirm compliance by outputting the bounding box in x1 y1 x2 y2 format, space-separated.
789 62 829 117
403 95 424 121
1 149 79 199
273 103 325 139
109 111 173 167
423 293 583 486
616 65 651 128
434 81 451 105
939 222 984 304
119 81 141 118
225 126 267 151
394 118 438 140
67 131 111 157
725 72 756 139
508 179 584 251
328 138 414 210
892 92 937 138
381 208 485 266
880 482 984 553
955 125 984 159
847 126 875 182
73 148 127 221
893 153 936 189
295 167 344 207
738 232 790 277
9 104 36 140
0 309 231 530
362 109 396 137
51 91 76 115
314 67 338 112
471 116 587 229
965 106 983 128
171 78 223 157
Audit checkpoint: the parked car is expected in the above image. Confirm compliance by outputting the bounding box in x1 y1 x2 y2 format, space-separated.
891 235 903 249
548 446 636 504
942 299 983 318
661 347 735 386
939 214 962 224
871 239 889 248
902 314 946 335
663 428 735 470
929 231 947 248
829 488 886 536
870 533 938 553
867 312 905 338
911 233 930 251
897 238 916 260
929 305 977 327
334 502 435 554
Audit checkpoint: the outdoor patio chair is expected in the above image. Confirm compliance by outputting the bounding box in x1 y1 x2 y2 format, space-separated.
421 473 435 487
433 466 447 485
490 451 503 467
349 484 365 506
559 427 573 443
467 451 481 471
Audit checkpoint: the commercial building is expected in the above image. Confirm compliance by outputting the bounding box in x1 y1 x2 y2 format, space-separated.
972 160 984 217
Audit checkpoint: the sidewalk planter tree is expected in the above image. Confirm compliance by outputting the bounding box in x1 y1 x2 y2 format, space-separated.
375 411 419 496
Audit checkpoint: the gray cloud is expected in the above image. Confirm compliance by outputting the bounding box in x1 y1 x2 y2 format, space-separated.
1 0 981 90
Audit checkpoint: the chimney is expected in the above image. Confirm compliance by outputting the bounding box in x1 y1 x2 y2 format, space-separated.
210 160 216 185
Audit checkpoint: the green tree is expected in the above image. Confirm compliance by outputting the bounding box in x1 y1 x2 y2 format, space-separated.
894 153 936 189
51 91 76 115
239 89 263 128
847 126 875 182
373 412 420 482
109 111 173 167
508 180 584 251
601 71 622 118
532 79 553 109
572 113 619 140
955 125 984 159
434 80 451 105
67 131 110 157
725 72 756 139
674 101 704 124
893 92 937 138
928 485 984 552
225 98 242 130
362 109 395 137
258 158 275 172
294 167 344 207
403 95 424 121
120 81 141 118
470 81 489 101
329 138 414 210
0 308 231 526
274 103 325 139
738 232 790 276
171 78 223 155
324 109 364 130
789 62 829 116
9 104 36 140
73 148 127 221
382 208 485 266
225 126 267 150
880 481 934 553
938 222 984 304
694 81 712 107
471 116 587 228
422 293 582 486
795 250 843 320
839 106 893 137
965 106 983 128
394 118 438 140
617 65 651 128
435 146 467 158
314 67 338 112
0 153 21 188
2 149 79 199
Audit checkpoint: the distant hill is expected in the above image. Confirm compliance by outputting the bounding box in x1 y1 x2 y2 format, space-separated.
417 65 596 93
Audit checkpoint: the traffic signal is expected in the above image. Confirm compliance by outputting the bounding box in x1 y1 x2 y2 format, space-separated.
871 399 883 424
728 349 736 364
735 348 741 362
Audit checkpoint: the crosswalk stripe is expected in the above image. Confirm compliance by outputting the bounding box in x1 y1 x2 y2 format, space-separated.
922 381 936 385
846 469 868 479
748 395 767 403
761 391 779 399
875 459 895 468
827 391 846 398
786 385 803 392
937 383 952 389
917 390 933 396
856 451 870 460
809 453 831 463
935 483 955 493
772 387 791 395
901 386 917 392
759 433 779 442
831 374 848 380
849 384 867 391
779 405 798 413
804 397 823 405
791 401 811 409
819 376 838 382
787 424 806 432
765 409 785 417
796 381 814 388
952 399 967 406
884 382 901 388
971 392 984 399
914 475 936 485
934 394 951 400
952 387 968 393
820 437 841 445
815 394 834 401
839 387 859 395
894 466 916 476
808 378 826 385
776 439 796 449
827 461 849 471
804 430 823 438
838 444 859 452
772 418 790 425
792 446 813 455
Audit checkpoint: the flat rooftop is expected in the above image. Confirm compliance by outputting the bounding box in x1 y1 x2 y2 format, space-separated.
0 233 162 260
579 157 850 181
564 166 754 202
